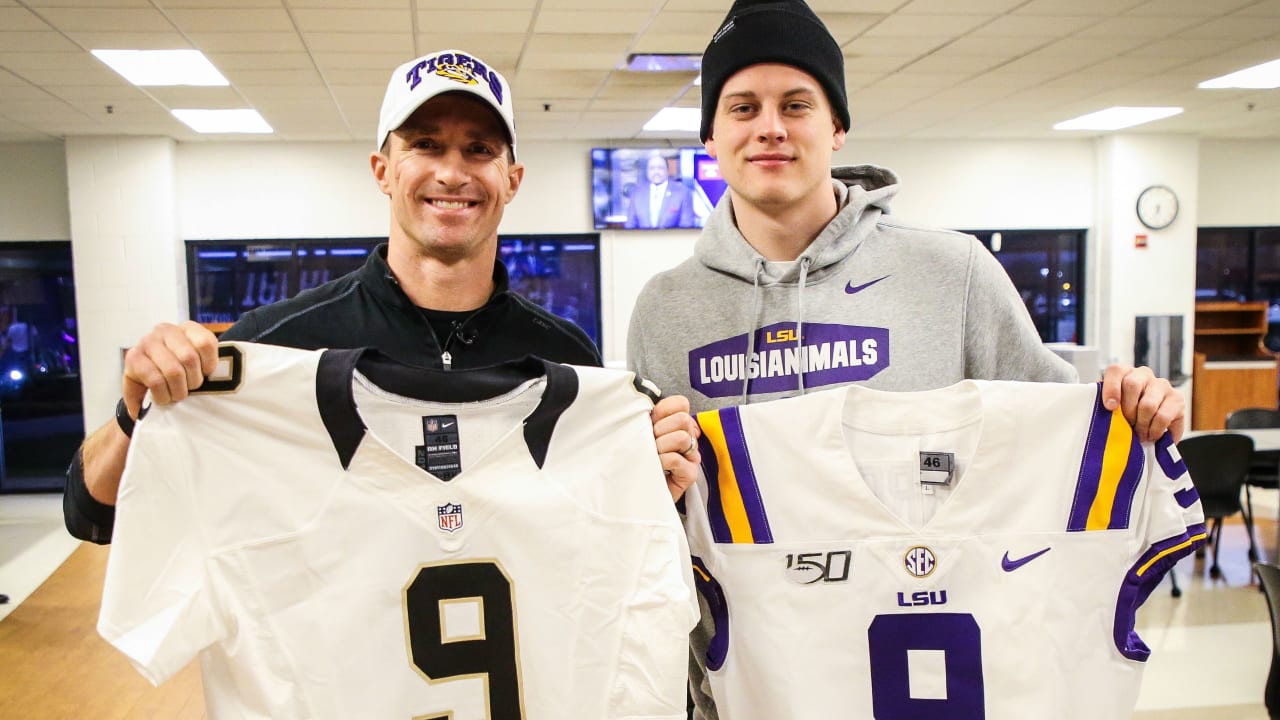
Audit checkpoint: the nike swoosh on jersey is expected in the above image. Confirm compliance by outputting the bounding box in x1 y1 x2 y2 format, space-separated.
844 275 890 295
1001 547 1051 572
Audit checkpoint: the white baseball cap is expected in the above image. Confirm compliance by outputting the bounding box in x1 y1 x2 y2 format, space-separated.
375 49 517 158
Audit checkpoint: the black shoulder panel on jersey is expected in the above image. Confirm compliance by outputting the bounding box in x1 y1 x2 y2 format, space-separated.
316 347 366 470
524 361 579 469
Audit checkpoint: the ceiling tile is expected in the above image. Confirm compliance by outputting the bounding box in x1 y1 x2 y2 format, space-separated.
0 7 50 31
418 9 534 35
0 30 81 53
290 8 412 32
165 8 294 32
645 11 723 35
861 14 991 37
65 31 190 49
185 32 307 53
302 32 411 54
969 15 1102 35
33 7 174 32
1014 0 1147 13
631 32 710 54
1073 15 1203 37
1127 0 1257 15
534 11 651 33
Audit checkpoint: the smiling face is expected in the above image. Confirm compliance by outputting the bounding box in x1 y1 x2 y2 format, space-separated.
371 92 523 264
704 63 846 217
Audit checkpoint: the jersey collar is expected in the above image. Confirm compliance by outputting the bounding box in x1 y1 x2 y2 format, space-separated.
315 348 579 471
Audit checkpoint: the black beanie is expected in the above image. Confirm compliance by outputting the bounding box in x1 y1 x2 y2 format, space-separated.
699 0 849 142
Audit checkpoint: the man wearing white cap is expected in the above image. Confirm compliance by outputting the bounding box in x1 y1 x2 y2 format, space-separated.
64 49 703 543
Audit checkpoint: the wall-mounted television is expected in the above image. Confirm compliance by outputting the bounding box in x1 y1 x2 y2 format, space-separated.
187 234 603 349
591 147 727 230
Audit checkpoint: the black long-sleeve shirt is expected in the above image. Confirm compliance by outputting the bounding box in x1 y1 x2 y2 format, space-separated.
64 244 601 543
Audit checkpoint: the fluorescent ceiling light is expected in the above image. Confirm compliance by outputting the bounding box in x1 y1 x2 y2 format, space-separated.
626 54 701 73
172 109 272 134
92 49 229 87
643 107 701 133
1198 58 1280 89
1053 106 1183 131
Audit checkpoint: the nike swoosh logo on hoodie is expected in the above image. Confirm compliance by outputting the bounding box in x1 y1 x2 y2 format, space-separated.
845 275 890 295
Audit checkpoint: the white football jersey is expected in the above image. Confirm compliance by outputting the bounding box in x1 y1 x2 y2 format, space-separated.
686 380 1205 720
100 342 697 720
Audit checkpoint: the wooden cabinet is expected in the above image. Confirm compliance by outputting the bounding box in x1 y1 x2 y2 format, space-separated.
1191 301 1279 429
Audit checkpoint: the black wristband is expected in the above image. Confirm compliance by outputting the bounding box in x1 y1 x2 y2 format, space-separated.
115 398 142 438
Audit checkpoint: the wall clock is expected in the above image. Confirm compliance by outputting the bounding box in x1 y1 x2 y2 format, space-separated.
1136 185 1179 230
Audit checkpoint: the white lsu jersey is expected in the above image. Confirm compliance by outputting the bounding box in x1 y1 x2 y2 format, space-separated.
685 380 1205 720
99 342 697 720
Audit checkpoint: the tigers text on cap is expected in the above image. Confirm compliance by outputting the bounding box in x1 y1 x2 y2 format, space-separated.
376 49 517 158
699 0 849 142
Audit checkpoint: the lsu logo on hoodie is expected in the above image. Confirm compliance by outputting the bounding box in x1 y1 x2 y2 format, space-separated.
688 322 888 398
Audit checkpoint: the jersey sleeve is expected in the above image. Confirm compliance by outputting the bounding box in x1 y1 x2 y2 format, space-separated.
608 523 700 719
96 409 225 685
1113 430 1207 661
576 369 698 718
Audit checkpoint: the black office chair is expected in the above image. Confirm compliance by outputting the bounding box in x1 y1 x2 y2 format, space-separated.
1178 433 1256 579
1254 561 1280 718
1226 407 1280 559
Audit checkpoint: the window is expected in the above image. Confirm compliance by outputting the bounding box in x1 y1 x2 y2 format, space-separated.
187 236 603 348
0 241 82 493
967 229 1086 345
1197 226 1280 352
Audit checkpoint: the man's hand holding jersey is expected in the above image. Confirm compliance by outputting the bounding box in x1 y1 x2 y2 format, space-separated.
1100 364 1185 443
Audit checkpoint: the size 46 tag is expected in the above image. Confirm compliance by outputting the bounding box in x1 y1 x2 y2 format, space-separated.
919 451 955 486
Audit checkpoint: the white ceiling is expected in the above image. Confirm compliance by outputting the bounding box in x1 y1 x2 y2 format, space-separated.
0 0 1278 145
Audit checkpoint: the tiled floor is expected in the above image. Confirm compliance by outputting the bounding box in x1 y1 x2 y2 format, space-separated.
1 491 1276 717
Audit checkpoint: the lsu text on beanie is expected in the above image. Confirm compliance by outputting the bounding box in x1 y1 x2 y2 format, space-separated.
699 0 849 142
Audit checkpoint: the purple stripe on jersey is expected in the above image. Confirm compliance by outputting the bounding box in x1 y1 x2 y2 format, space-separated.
1175 486 1200 509
1155 433 1187 479
687 322 890 399
691 556 730 671
1068 384 1110 531
1114 529 1207 661
1107 436 1146 530
721 407 774 544
697 428 733 545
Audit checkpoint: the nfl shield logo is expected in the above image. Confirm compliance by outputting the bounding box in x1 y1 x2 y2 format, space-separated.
426 418 439 433
437 502 464 533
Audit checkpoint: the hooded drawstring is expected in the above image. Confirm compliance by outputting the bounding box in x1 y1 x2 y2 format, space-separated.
796 256 811 395
742 257 766 404
742 255 812 403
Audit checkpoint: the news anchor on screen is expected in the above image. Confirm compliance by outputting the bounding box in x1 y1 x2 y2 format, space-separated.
625 152 696 229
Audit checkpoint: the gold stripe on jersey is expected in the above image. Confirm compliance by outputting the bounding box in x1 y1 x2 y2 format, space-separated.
697 409 756 544
1086 411 1135 531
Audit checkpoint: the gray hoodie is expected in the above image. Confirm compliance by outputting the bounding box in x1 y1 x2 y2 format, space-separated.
627 164 1076 413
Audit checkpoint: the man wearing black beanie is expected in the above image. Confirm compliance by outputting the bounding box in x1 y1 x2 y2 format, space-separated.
627 1 1189 718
